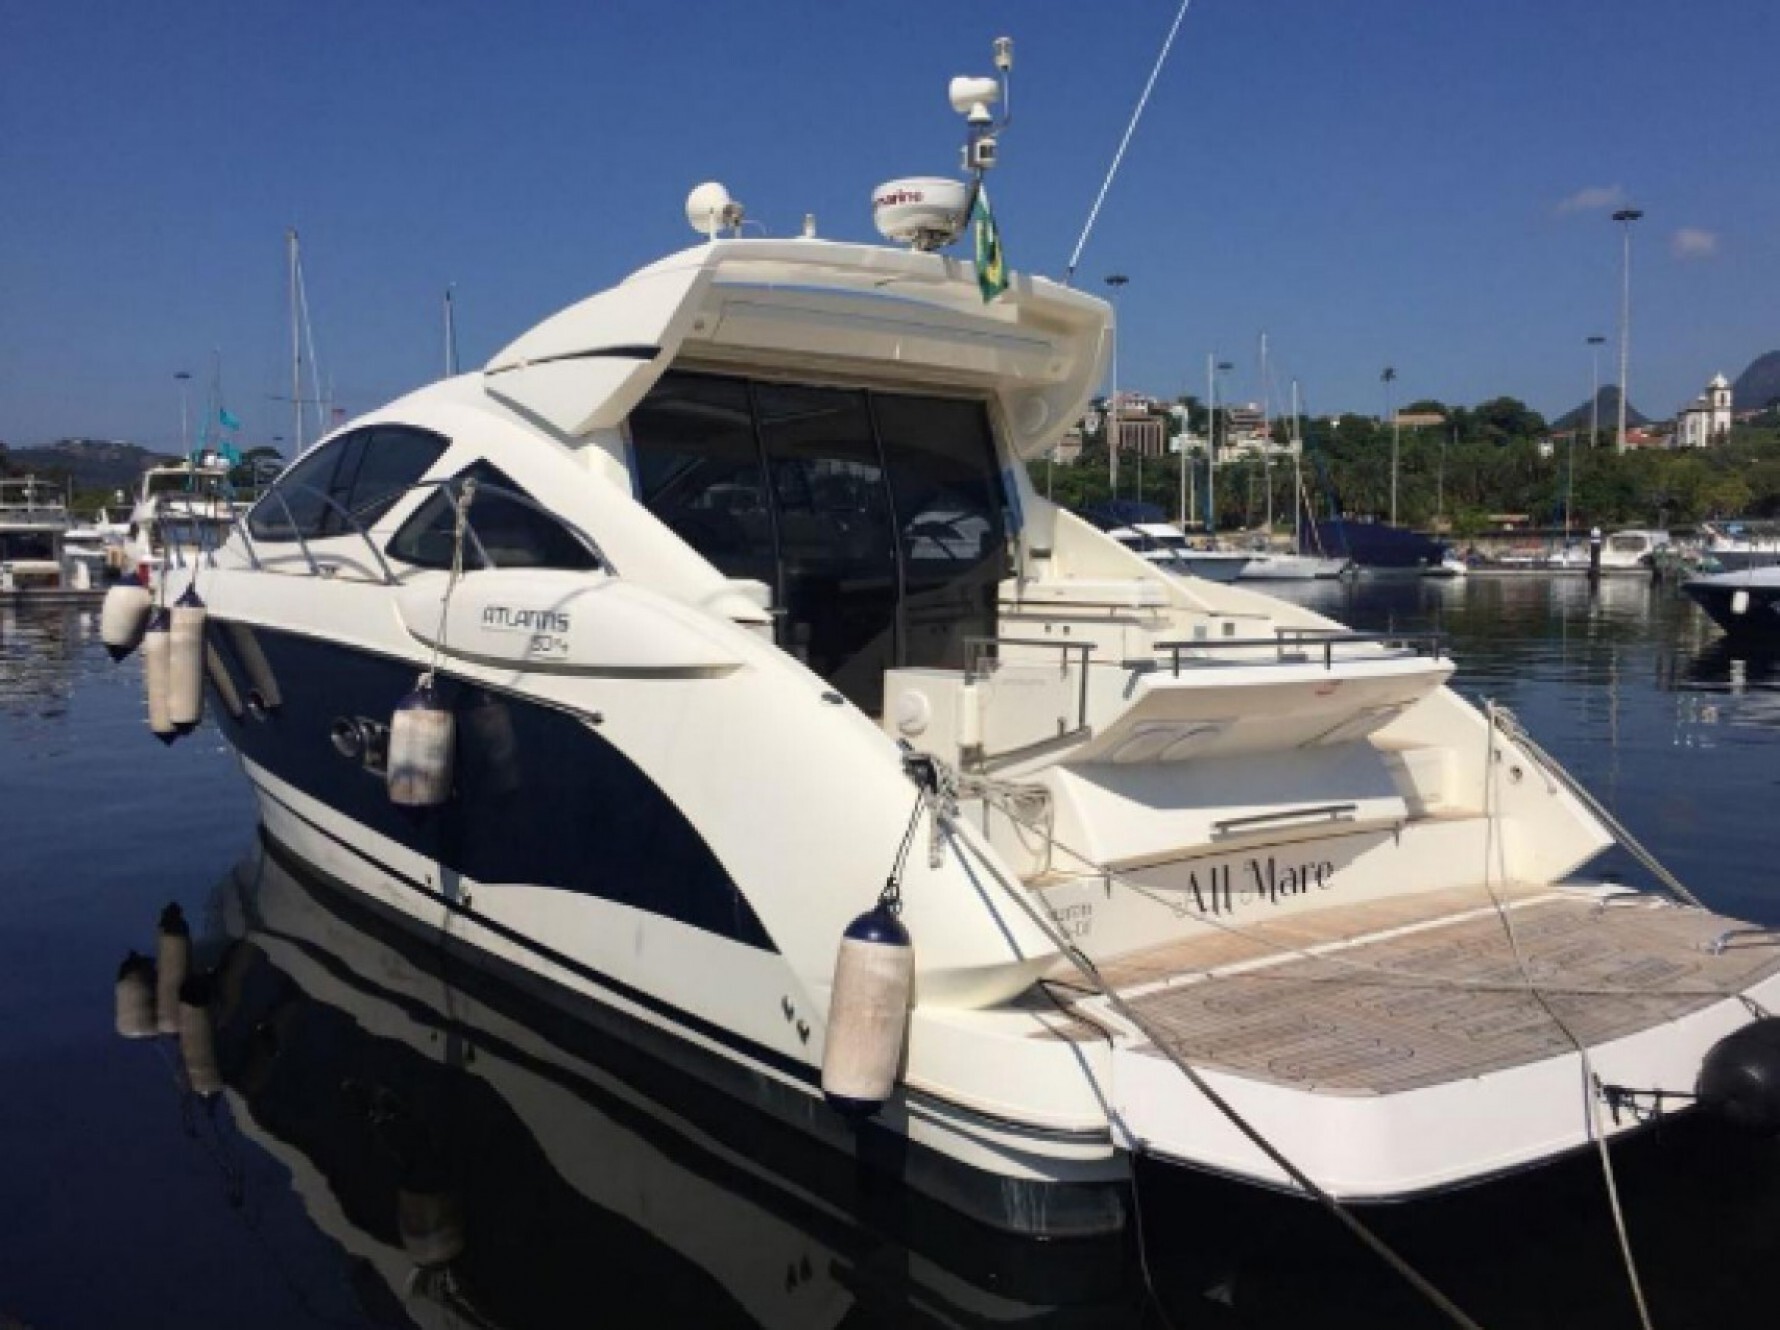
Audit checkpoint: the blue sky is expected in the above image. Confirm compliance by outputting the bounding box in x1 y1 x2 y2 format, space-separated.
4 0 1776 454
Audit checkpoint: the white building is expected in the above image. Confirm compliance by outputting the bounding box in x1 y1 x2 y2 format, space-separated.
1674 373 1733 449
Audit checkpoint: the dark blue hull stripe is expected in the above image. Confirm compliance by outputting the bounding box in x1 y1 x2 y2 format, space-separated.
258 785 820 1089
207 618 777 951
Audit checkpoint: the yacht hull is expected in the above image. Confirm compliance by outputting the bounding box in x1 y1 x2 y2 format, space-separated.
1685 572 1780 645
1310 519 1447 570
206 617 1130 1237
249 787 1131 1237
1174 553 1249 582
1236 553 1329 581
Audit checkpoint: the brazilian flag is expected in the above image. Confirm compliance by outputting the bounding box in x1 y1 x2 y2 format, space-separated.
973 187 1007 303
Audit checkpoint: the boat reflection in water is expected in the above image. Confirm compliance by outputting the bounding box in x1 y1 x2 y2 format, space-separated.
172 834 1144 1328
120 831 1780 1330
0 604 94 715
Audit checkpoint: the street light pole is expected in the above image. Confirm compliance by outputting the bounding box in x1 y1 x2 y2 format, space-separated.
1105 274 1128 500
1611 208 1644 456
1381 366 1399 525
1587 334 1607 447
1575 334 1606 543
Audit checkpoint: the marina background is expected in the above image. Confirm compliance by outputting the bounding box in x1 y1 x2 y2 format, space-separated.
5 0 1777 455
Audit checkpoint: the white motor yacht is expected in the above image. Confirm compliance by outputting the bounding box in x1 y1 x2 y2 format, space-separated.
63 507 129 573
1600 528 1671 573
143 58 1780 1242
0 477 92 598
1109 521 1251 583
1700 523 1780 573
124 453 237 583
1239 549 1348 581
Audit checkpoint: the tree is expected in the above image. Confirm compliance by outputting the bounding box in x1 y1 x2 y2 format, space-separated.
1472 397 1547 444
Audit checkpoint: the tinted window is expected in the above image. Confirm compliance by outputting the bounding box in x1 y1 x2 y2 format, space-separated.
754 383 897 712
628 371 1009 714
246 435 353 540
628 372 777 588
337 427 449 532
388 461 598 571
316 432 369 535
248 427 447 541
873 393 1007 672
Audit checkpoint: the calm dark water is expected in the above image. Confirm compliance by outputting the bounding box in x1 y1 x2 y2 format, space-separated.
3 579 1780 1330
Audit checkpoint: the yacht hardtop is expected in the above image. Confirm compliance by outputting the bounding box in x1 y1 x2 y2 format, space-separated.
136 52 1780 1247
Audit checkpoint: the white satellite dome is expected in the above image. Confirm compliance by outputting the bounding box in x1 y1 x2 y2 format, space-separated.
686 182 742 238
871 177 970 251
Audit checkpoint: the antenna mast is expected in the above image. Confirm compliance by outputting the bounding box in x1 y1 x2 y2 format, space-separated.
444 285 459 377
1064 0 1195 283
287 228 302 456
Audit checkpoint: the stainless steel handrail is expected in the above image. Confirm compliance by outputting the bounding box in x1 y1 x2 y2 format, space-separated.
1212 803 1360 837
234 477 615 586
963 635 1097 735
1150 630 1447 675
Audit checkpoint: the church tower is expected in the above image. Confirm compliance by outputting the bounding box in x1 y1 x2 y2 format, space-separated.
1709 373 1733 442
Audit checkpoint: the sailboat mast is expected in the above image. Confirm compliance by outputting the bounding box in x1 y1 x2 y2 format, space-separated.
288 228 303 456
1260 332 1272 536
1290 378 1302 549
1205 352 1217 538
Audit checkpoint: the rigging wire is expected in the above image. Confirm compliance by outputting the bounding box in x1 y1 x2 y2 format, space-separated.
295 251 326 443
1488 706 1702 908
940 701 1741 1327
1480 703 1656 1330
938 807 1487 1330
1063 0 1195 285
964 776 1733 1004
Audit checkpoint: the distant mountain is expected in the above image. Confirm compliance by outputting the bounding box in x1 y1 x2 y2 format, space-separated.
0 438 174 495
1551 386 1648 433
1733 351 1780 412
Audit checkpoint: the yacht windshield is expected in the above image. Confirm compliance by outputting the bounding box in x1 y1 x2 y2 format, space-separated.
629 371 1010 713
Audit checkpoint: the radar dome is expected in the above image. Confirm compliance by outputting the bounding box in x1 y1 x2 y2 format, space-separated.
686 182 741 238
871 178 970 251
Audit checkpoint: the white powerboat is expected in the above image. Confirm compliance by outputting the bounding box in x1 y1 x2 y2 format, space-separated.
1109 522 1251 582
140 53 1780 1242
1699 523 1777 573
1239 549 1348 581
63 507 129 574
1600 528 1671 573
0 477 95 598
124 453 237 582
